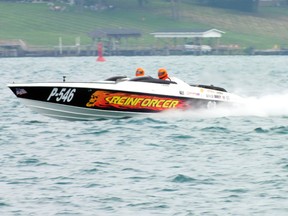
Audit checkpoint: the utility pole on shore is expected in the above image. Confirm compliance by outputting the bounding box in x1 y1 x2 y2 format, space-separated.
59 37 62 55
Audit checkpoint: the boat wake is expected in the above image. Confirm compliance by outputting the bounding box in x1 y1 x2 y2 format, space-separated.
236 92 288 117
157 92 288 119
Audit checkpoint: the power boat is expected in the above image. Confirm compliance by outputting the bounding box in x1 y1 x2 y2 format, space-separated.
7 75 242 121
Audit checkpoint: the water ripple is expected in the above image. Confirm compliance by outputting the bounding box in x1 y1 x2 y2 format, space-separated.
2 56 288 215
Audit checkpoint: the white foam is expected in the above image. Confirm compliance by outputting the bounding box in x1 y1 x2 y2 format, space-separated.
156 92 288 119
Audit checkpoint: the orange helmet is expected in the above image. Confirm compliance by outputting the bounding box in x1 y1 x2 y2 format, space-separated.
158 68 168 80
136 67 145 77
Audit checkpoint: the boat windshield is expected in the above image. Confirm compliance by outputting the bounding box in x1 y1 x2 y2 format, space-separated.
129 76 177 84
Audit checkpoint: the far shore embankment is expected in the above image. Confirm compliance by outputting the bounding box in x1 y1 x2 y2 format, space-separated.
1 43 288 58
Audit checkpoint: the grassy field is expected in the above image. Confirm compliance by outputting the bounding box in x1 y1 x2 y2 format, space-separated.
1 1 288 49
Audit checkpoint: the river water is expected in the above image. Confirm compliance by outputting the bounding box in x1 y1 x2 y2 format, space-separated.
1 56 288 215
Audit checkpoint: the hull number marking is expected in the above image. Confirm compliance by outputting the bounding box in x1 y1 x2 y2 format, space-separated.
207 101 217 109
47 88 76 102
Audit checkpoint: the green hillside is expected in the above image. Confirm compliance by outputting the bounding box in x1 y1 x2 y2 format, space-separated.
1 1 288 49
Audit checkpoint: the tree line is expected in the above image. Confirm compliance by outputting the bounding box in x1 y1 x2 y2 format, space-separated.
76 0 260 12
74 0 272 13
2 0 284 13
197 0 260 12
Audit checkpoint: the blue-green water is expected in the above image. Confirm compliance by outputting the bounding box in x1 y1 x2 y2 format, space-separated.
1 56 288 215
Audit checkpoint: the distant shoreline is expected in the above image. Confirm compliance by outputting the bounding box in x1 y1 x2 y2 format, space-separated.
1 46 288 58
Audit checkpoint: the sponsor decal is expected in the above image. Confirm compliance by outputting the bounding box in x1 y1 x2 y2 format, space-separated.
16 88 27 96
206 89 214 93
214 95 222 99
206 94 214 98
186 91 200 96
86 90 187 111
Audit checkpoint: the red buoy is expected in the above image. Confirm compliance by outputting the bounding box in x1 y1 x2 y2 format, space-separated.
96 42 106 62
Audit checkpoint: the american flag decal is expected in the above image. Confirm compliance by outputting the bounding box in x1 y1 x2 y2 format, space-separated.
15 88 27 96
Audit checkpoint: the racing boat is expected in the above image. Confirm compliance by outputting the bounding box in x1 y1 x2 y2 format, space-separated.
7 75 242 121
